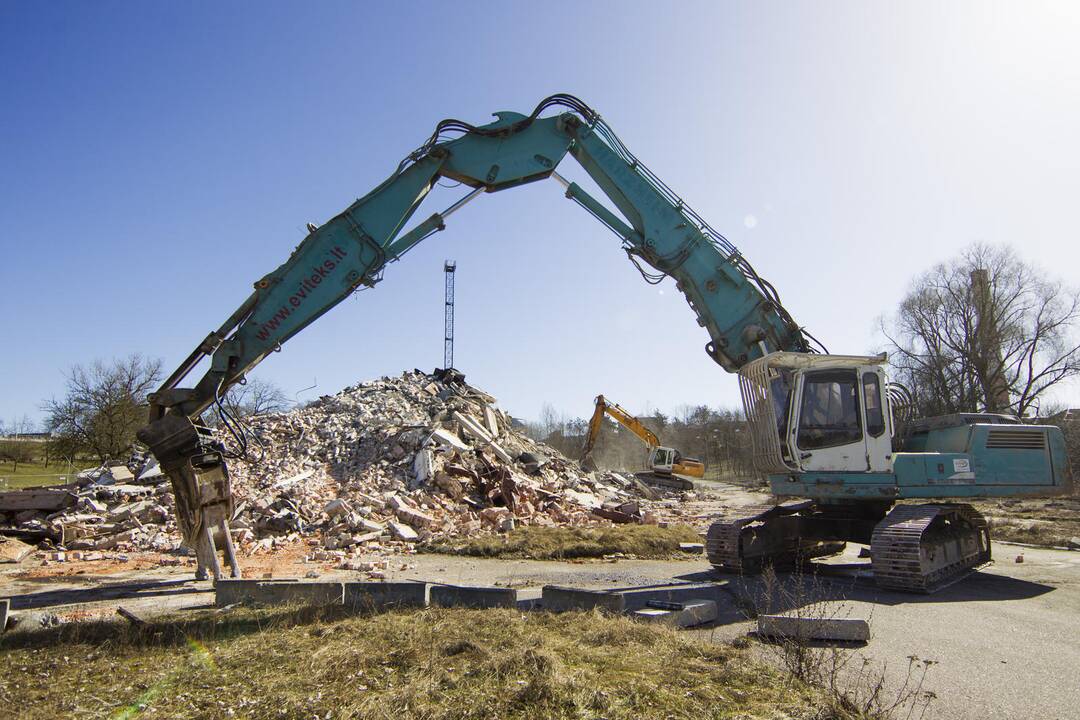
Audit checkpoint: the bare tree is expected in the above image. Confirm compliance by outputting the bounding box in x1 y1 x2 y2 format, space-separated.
0 416 38 472
43 354 163 463
882 244 1080 417
219 376 290 419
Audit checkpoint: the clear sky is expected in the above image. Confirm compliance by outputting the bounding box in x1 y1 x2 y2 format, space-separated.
2 1 1078 427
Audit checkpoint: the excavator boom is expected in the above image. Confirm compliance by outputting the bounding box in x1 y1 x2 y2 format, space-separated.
141 95 807 578
141 94 1069 592
582 394 660 458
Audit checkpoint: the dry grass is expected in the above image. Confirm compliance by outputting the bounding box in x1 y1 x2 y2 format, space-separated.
976 496 1080 548
0 605 857 720
424 523 704 560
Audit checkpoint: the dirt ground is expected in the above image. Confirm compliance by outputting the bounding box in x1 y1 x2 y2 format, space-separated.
3 478 1080 720
974 494 1080 548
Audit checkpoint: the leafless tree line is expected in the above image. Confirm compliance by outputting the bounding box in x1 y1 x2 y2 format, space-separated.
882 244 1080 418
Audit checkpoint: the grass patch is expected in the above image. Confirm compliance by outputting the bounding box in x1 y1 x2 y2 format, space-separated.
977 497 1080 548
0 459 87 490
0 605 855 720
425 523 704 560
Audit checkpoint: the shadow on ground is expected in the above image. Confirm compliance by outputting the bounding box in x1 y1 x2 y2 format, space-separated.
6 578 210 611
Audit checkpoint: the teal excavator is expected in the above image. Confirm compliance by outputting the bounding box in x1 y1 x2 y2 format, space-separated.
141 94 1071 592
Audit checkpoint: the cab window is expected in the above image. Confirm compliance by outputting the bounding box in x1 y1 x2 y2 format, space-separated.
797 370 862 449
862 372 886 438
770 370 794 440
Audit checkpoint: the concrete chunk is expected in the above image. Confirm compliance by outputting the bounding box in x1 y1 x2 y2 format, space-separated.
413 449 434 485
344 581 428 610
388 520 419 542
215 579 344 608
758 614 870 642
0 598 8 632
614 582 726 611
429 428 468 451
541 585 626 613
452 411 514 463
395 505 434 529
482 406 500 437
0 489 75 512
633 599 717 628
0 538 35 564
108 465 135 483
430 584 517 609
323 498 351 518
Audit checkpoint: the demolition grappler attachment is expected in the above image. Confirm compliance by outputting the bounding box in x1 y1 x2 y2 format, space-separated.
136 416 240 580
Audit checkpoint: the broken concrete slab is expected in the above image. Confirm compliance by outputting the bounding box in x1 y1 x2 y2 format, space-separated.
541 586 626 613
757 614 870 642
482 406 500 437
388 520 419 542
613 582 727 611
0 537 35 563
428 428 468 451
679 542 704 553
108 465 135 484
323 498 351 518
215 579 345 608
429 584 517 609
0 489 76 512
452 411 514 463
412 449 434 485
395 504 434 529
272 470 314 491
633 599 718 628
343 581 428 610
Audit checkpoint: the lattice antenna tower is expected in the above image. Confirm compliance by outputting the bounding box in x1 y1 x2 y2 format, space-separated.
443 260 456 369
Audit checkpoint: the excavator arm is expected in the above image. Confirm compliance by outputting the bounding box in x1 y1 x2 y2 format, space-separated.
140 94 812 578
581 394 660 460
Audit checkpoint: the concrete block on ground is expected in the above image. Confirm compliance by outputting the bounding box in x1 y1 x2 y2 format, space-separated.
215 579 344 608
757 614 870 642
541 586 626 613
430 584 517 609
388 520 419 542
344 581 428 610
632 599 718 628
613 582 726 611
0 538 35 564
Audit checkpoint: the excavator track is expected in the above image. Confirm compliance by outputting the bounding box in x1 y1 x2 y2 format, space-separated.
706 500 831 573
870 503 990 593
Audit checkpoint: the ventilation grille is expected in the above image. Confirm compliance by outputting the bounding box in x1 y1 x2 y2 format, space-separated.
986 428 1046 450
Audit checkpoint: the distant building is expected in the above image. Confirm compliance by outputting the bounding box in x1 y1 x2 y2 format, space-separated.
0 432 51 442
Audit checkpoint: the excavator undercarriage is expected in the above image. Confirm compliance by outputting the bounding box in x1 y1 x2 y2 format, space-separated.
705 500 992 592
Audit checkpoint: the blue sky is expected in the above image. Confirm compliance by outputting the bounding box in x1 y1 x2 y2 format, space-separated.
2 1 1078 427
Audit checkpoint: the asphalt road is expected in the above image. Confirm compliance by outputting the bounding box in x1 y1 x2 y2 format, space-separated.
395 544 1080 720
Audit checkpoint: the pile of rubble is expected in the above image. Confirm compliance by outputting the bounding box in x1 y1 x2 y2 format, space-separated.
0 370 668 569
0 461 183 566
224 369 660 567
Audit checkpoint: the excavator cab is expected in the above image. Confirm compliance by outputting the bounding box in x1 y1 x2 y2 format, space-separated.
649 446 706 479
740 352 895 475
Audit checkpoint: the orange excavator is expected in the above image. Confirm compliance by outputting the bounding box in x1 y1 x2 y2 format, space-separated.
580 395 705 489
